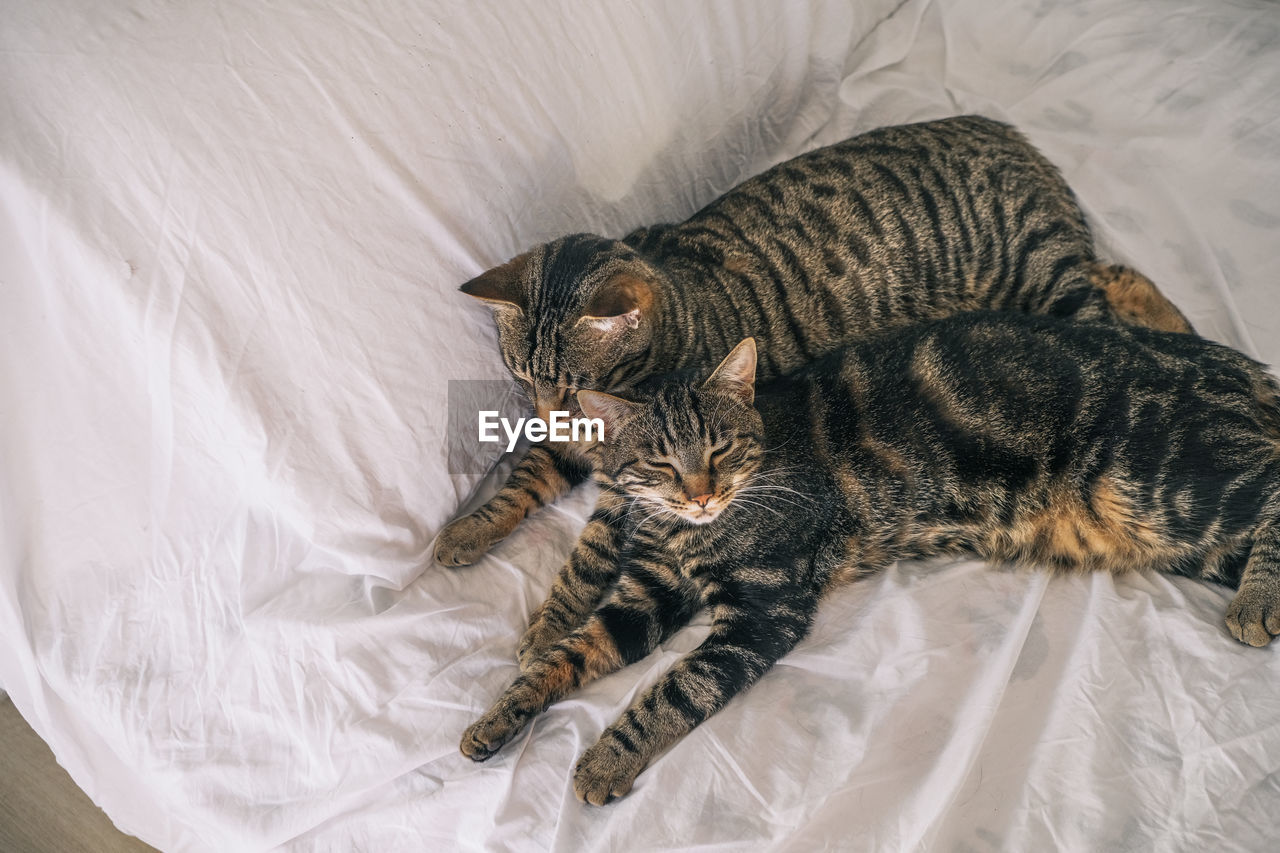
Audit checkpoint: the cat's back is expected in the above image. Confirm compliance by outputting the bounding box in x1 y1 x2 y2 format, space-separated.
682 114 1083 238
766 311 1280 454
642 116 1103 379
880 312 1273 417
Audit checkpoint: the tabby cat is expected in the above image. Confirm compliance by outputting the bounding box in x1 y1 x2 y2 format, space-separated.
436 115 1192 572
460 314 1280 805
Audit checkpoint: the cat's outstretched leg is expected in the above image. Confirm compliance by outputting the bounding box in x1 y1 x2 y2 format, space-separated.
1226 516 1280 647
572 584 815 805
434 444 588 566
460 561 698 761
1090 262 1195 335
517 489 629 668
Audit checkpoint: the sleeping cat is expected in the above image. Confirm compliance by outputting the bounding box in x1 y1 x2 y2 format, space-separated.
436 115 1192 572
459 314 1280 805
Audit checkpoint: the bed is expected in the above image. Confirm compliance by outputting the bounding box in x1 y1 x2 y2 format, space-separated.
2 0 1278 849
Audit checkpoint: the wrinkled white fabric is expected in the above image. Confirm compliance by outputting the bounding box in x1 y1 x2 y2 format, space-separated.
1 1 1278 850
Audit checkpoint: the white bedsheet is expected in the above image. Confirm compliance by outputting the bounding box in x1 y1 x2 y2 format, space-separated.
2 1 1279 850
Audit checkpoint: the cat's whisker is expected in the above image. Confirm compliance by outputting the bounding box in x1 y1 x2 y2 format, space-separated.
736 479 809 496
735 479 812 495
732 490 815 511
734 488 812 505
735 475 816 502
759 436 799 455
724 497 785 519
620 502 668 529
732 492 812 513
627 497 682 532
738 463 806 479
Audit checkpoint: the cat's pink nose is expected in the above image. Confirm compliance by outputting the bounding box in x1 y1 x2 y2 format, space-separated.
689 493 713 508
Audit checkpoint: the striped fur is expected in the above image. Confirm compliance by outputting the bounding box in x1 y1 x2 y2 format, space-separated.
437 115 1192 566
461 313 1280 804
435 445 591 567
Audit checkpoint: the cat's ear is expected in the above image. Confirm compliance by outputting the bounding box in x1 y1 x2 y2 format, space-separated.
459 252 530 311
704 338 757 405
576 390 643 438
576 274 653 333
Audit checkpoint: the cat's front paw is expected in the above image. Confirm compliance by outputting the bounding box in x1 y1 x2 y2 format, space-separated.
434 514 502 567
573 736 646 806
1226 580 1280 647
459 705 528 761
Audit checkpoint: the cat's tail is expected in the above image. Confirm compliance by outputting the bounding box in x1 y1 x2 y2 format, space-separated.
1089 262 1195 335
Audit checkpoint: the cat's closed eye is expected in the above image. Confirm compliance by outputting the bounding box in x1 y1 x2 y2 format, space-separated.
642 460 680 477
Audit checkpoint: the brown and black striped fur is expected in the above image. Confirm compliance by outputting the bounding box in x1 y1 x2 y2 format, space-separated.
460 313 1280 805
437 115 1192 567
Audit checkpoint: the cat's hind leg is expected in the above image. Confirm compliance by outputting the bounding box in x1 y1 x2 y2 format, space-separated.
1226 516 1280 647
461 559 698 761
573 584 815 805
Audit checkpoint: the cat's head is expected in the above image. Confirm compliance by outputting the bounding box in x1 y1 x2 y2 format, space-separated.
577 339 763 526
460 234 662 420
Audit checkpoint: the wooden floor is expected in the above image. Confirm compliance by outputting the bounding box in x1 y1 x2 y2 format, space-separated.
0 696 158 853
